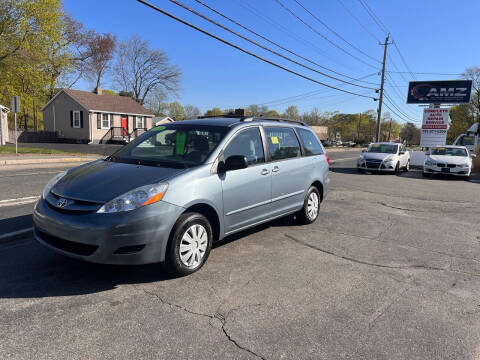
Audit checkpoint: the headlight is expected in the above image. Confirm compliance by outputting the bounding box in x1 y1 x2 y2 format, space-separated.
384 155 394 163
42 171 67 199
461 162 470 168
98 183 168 213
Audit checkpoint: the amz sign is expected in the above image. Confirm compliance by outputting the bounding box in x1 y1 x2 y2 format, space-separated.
407 80 472 104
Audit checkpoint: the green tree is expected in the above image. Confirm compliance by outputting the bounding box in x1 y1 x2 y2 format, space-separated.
204 107 223 117
284 105 299 120
168 101 185 120
447 103 475 143
400 122 420 145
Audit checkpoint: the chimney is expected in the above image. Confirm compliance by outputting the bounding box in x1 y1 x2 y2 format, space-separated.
234 108 246 116
94 87 102 95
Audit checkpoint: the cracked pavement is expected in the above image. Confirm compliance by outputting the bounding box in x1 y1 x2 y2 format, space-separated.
1 160 480 359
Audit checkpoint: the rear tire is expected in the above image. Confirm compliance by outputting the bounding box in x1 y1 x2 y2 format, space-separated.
422 172 429 178
166 213 213 276
297 186 320 225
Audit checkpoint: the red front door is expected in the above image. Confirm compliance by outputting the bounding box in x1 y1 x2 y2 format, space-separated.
121 117 128 135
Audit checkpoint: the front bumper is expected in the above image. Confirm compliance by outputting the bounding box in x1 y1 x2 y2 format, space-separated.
33 198 184 265
423 165 471 176
357 160 396 172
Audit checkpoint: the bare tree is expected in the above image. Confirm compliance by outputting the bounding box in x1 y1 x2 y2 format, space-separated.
84 33 116 90
114 35 180 105
462 66 480 123
184 104 201 119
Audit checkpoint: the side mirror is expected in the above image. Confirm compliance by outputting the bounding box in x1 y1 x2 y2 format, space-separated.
225 155 248 171
399 151 405 155
361 149 366 153
471 153 477 158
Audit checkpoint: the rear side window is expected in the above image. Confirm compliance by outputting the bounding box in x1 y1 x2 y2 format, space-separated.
264 127 301 161
297 128 324 155
223 127 265 165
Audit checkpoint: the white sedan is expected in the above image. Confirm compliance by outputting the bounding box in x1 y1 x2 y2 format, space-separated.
423 146 475 178
357 142 410 173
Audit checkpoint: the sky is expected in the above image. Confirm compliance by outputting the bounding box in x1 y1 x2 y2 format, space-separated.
63 0 480 124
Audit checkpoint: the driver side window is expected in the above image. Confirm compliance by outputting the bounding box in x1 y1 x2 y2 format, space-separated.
223 127 265 165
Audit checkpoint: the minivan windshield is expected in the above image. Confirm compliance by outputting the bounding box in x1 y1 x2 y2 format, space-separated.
431 147 468 157
108 124 229 168
367 144 398 154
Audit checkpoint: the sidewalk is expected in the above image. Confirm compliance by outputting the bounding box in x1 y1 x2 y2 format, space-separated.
0 154 100 166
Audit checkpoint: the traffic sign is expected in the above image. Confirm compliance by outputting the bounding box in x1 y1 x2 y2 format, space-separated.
11 96 20 113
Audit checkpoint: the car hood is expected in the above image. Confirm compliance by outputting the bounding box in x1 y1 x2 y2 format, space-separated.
361 153 394 161
428 155 470 165
52 160 186 203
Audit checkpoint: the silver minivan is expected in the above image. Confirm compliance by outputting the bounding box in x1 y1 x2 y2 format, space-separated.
33 116 330 275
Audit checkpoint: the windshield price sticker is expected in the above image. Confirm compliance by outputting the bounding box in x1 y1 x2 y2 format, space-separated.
271 136 279 144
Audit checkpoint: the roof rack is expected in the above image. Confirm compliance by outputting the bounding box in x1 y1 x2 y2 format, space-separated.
249 117 307 126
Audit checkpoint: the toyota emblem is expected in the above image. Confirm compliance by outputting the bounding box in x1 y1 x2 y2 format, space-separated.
57 198 68 208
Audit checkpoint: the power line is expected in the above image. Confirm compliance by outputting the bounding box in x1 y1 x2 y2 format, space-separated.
387 71 462 76
169 0 375 90
383 100 420 124
136 0 377 100
193 0 378 85
383 92 417 121
357 0 416 80
335 0 380 42
357 0 388 34
261 73 379 107
273 0 378 69
292 0 381 64
236 0 363 74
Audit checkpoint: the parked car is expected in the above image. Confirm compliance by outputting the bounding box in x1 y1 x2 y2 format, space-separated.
453 123 478 154
357 142 410 173
33 117 330 276
423 145 475 179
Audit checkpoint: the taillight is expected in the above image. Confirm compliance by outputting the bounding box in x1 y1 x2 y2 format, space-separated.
325 153 330 165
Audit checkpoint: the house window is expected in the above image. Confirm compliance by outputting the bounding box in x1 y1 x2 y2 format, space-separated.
73 111 81 128
101 113 110 129
135 116 144 129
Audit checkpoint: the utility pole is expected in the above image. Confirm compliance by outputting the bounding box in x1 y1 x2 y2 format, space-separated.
376 33 392 142
387 117 392 141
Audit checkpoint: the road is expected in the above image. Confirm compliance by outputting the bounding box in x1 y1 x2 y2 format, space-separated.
0 149 362 237
2 154 480 359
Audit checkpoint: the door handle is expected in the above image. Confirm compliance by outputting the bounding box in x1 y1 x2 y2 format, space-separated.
272 166 280 173
261 169 270 175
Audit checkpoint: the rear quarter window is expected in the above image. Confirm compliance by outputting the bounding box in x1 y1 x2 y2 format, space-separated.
297 128 324 155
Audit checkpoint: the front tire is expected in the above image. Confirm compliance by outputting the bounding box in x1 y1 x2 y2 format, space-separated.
422 172 429 178
166 213 213 276
404 160 410 172
394 162 400 175
297 186 320 225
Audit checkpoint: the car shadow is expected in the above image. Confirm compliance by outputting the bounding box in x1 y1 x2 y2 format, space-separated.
0 215 296 300
0 214 33 234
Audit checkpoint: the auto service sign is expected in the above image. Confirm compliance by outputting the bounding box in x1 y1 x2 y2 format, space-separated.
407 80 472 104
420 108 449 147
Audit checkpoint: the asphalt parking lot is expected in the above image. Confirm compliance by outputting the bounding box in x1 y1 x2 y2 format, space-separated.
1 156 480 359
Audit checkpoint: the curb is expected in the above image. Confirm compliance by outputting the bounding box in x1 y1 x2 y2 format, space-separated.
0 227 33 244
0 157 98 166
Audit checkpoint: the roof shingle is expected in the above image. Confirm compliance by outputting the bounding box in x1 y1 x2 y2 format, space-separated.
64 89 153 115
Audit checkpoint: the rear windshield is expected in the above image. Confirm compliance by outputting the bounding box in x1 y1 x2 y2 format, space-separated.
458 135 475 146
431 147 468 157
367 144 398 154
108 124 229 168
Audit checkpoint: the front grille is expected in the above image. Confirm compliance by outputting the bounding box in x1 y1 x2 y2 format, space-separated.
447 164 456 168
437 163 446 168
37 230 98 256
366 160 381 169
114 245 146 254
47 192 102 213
